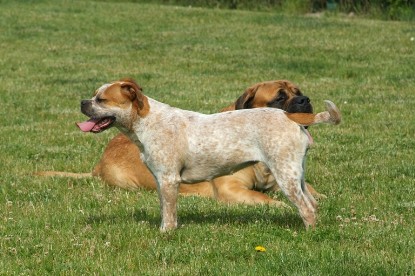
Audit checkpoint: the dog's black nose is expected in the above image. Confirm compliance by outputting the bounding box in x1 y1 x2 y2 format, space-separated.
292 96 310 106
287 96 313 113
80 100 92 115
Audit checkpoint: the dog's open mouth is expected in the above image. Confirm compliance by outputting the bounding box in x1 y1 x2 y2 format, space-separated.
76 117 115 133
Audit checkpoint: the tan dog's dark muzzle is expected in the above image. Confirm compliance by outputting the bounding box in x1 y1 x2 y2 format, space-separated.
285 96 313 113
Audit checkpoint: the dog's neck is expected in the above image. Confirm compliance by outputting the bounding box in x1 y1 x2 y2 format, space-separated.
118 97 181 154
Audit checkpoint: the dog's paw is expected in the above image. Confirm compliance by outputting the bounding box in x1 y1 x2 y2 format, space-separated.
314 192 327 200
160 222 178 232
273 201 292 210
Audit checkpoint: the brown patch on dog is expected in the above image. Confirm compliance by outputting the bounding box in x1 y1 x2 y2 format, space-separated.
95 79 149 118
119 78 150 118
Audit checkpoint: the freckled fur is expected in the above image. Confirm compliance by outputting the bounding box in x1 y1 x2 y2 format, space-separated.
80 79 341 231
37 80 328 204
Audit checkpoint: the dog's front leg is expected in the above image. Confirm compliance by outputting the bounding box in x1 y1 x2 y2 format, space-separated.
156 175 180 232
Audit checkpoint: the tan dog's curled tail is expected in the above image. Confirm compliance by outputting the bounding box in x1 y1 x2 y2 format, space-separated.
286 100 341 126
34 171 92 178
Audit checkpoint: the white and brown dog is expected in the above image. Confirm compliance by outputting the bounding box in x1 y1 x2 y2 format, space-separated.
77 78 341 231
38 80 325 204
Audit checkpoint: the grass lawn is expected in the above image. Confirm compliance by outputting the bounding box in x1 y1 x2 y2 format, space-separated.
1 0 414 274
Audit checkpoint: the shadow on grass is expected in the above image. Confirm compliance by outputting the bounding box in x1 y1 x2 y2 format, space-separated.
179 208 304 229
85 205 304 230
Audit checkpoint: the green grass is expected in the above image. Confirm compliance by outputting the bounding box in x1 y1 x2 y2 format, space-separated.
1 0 414 274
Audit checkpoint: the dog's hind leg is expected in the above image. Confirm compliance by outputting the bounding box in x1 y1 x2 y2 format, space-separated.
301 154 318 209
267 162 316 229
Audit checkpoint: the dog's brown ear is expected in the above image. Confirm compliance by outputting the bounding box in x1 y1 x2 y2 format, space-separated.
234 84 260 110
120 78 142 99
120 78 149 117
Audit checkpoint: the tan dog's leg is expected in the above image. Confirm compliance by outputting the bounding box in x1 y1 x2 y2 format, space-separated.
211 175 289 208
179 182 215 197
305 183 326 199
273 182 326 200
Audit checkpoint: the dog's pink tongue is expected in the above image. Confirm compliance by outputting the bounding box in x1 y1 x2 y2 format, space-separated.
76 119 98 132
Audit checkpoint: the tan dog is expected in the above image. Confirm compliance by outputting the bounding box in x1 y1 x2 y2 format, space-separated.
38 80 324 205
77 78 340 231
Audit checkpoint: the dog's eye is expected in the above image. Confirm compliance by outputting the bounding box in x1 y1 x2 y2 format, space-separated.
275 94 287 102
295 89 303 96
268 94 286 108
96 98 106 103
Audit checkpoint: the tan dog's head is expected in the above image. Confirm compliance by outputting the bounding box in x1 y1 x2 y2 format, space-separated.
77 78 148 133
222 80 313 113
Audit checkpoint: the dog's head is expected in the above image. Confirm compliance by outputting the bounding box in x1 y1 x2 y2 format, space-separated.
77 78 148 133
223 80 313 113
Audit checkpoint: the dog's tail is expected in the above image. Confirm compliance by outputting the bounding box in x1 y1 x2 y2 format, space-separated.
286 100 341 126
34 171 93 178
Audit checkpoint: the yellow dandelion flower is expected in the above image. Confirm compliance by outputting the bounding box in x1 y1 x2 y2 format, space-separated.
255 246 266 252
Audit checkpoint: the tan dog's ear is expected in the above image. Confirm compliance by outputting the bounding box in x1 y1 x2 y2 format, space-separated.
120 78 149 117
234 84 260 110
